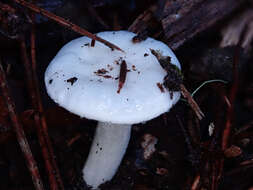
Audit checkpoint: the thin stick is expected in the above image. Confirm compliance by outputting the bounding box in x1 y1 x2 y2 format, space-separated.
30 12 65 189
213 45 240 189
83 1 109 29
0 60 45 190
117 60 127 94
191 174 200 190
221 46 239 150
207 46 240 190
12 0 123 52
20 35 61 190
180 84 205 120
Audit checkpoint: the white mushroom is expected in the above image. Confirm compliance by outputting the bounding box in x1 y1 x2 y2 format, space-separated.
44 31 181 189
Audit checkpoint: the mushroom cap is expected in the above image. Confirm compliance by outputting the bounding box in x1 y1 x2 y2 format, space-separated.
45 31 181 124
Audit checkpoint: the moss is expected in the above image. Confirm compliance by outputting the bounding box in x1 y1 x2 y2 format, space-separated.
150 49 183 91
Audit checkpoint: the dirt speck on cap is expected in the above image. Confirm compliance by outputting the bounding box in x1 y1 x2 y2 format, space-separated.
157 83 165 93
66 77 78 85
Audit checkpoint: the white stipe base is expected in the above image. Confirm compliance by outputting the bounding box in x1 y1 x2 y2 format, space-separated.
83 122 131 189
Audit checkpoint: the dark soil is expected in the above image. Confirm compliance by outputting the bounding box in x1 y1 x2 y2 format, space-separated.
0 0 253 190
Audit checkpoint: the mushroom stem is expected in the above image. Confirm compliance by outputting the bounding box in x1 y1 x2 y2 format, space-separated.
83 122 132 189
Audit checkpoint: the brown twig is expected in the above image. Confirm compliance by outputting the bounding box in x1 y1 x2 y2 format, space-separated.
128 5 156 33
188 87 228 190
225 160 253 176
12 0 123 52
176 115 200 166
113 11 122 30
82 1 110 29
233 121 253 140
19 36 37 106
0 60 45 190
210 160 219 190
180 84 205 120
117 60 127 94
20 35 62 190
30 8 65 190
191 174 200 190
221 46 239 150
212 45 240 189
91 39 96 47
202 45 240 190
192 85 227 190
188 111 201 145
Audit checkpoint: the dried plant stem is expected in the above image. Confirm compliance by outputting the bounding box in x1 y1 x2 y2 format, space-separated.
180 84 205 120
20 39 58 186
0 60 45 190
12 0 123 52
83 1 109 29
19 37 37 105
191 174 200 190
117 60 127 94
20 35 63 190
222 46 239 150
30 12 65 189
213 45 240 189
